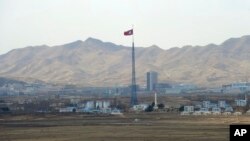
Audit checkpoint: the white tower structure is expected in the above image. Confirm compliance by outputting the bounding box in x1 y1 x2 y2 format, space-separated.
154 92 158 109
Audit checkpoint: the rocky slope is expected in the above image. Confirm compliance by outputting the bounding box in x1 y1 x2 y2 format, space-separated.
1 36 250 87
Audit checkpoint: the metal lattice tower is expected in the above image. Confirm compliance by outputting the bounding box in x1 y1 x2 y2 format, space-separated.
131 41 138 106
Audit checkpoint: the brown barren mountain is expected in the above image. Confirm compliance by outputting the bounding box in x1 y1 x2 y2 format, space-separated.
1 35 250 87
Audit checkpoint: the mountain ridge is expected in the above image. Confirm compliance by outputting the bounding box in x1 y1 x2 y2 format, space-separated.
1 35 250 87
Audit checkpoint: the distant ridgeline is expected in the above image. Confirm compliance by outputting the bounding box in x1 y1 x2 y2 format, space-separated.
1 35 250 87
0 77 27 87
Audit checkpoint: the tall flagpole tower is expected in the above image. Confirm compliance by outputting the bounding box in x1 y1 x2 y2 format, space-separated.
131 26 138 106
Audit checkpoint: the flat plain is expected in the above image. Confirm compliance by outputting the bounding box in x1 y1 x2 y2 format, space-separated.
1 113 249 141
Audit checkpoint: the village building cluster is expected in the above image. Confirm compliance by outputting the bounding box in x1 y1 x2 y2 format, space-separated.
181 95 249 115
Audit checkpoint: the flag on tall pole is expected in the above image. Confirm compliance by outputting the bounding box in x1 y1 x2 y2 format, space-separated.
124 29 133 36
124 27 138 106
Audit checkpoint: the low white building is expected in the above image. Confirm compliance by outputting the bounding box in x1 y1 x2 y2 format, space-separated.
235 99 247 107
246 109 250 115
100 108 112 114
184 106 194 113
212 107 221 115
225 106 234 112
103 101 111 108
133 104 149 111
212 107 221 112
202 111 211 115
180 106 194 115
181 112 191 115
203 101 210 108
223 112 232 115
218 101 226 108
95 101 103 109
200 107 209 112
111 109 123 115
199 108 211 115
193 111 202 115
85 101 95 109
233 112 242 115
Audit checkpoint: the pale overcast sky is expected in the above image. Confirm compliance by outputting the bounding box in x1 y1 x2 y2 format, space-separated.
1 0 250 54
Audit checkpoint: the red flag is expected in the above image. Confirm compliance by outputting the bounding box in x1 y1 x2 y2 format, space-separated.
124 29 133 36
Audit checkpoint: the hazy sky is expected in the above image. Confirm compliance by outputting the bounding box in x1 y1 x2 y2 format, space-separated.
1 0 250 55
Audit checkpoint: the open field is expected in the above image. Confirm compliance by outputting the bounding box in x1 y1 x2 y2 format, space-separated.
1 113 250 141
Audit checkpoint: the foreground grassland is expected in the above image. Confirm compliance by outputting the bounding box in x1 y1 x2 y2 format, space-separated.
1 113 250 141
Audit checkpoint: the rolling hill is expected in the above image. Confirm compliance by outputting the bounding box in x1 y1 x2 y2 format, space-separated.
1 35 250 87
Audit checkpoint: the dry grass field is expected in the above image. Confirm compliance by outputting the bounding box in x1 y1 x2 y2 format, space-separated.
1 113 250 141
